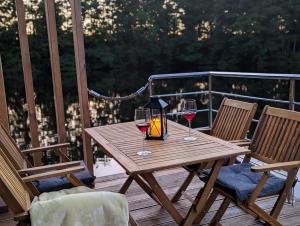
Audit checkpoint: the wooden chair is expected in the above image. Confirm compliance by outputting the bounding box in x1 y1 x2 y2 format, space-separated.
198 106 300 226
0 145 85 225
0 124 95 196
0 147 131 226
172 98 257 202
205 98 257 142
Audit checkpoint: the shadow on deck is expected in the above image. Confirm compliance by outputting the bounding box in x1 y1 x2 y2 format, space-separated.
1 168 299 226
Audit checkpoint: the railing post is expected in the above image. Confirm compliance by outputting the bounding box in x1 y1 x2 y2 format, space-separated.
208 74 213 128
148 78 153 97
289 79 295 111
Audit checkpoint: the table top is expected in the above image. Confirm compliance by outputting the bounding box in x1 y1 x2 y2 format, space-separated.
85 120 250 175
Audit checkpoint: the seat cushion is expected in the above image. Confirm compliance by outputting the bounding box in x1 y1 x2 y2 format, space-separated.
33 161 96 193
184 158 241 173
202 163 286 201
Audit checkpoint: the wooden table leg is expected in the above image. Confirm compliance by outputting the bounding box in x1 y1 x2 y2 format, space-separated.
171 171 195 203
133 175 162 206
142 173 184 225
182 159 224 226
118 176 138 226
119 176 134 194
194 189 219 223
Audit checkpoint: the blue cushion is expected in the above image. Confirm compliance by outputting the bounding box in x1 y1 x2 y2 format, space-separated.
184 158 240 172
33 161 96 193
202 163 286 201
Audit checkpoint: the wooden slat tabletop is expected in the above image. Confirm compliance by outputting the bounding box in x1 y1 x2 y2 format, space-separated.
86 120 250 175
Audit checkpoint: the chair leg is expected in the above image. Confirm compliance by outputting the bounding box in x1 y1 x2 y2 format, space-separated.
171 171 195 203
209 197 231 226
194 189 219 223
270 168 298 219
248 203 281 226
270 193 289 220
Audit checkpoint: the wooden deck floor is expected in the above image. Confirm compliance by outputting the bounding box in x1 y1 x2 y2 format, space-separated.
1 168 300 226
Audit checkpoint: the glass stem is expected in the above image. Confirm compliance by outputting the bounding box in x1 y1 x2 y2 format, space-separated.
142 133 145 151
189 120 191 137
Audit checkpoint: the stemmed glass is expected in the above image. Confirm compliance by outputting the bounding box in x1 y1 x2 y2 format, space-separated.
182 99 197 141
135 108 151 156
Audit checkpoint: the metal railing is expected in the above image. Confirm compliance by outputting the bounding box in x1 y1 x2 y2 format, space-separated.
148 71 300 128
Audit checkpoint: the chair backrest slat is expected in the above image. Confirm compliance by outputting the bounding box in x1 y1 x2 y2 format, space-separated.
287 127 300 162
0 147 31 214
0 124 29 170
211 98 257 141
250 106 300 163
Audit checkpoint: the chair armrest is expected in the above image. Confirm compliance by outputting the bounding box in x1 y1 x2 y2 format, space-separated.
21 143 70 154
229 139 251 147
22 166 85 182
196 127 211 135
18 161 81 175
251 161 300 173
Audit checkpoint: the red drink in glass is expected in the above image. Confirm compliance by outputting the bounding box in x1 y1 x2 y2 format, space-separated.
135 108 151 156
182 99 197 141
136 122 150 133
182 111 196 121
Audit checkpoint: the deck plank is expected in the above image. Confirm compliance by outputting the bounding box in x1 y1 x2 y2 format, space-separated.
0 168 299 226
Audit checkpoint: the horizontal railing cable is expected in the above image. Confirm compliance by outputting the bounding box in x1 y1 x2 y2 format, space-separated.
88 83 149 101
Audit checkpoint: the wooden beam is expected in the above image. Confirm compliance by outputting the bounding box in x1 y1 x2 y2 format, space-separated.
70 0 93 174
44 0 67 162
0 57 10 212
0 56 9 131
15 0 41 166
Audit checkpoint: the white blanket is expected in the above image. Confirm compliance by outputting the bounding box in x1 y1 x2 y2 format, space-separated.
30 186 129 226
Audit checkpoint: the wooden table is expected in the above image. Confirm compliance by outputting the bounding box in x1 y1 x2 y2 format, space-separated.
86 120 249 226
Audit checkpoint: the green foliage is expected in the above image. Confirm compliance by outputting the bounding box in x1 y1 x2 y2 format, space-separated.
0 0 300 156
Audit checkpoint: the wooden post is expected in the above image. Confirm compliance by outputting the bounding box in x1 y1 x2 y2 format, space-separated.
70 0 93 174
44 0 67 161
0 56 9 213
15 0 41 166
0 56 9 130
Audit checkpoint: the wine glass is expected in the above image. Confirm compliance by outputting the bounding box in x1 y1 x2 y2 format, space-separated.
182 99 197 141
135 108 151 156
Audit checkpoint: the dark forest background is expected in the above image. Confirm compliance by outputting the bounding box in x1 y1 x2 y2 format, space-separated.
0 0 300 162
